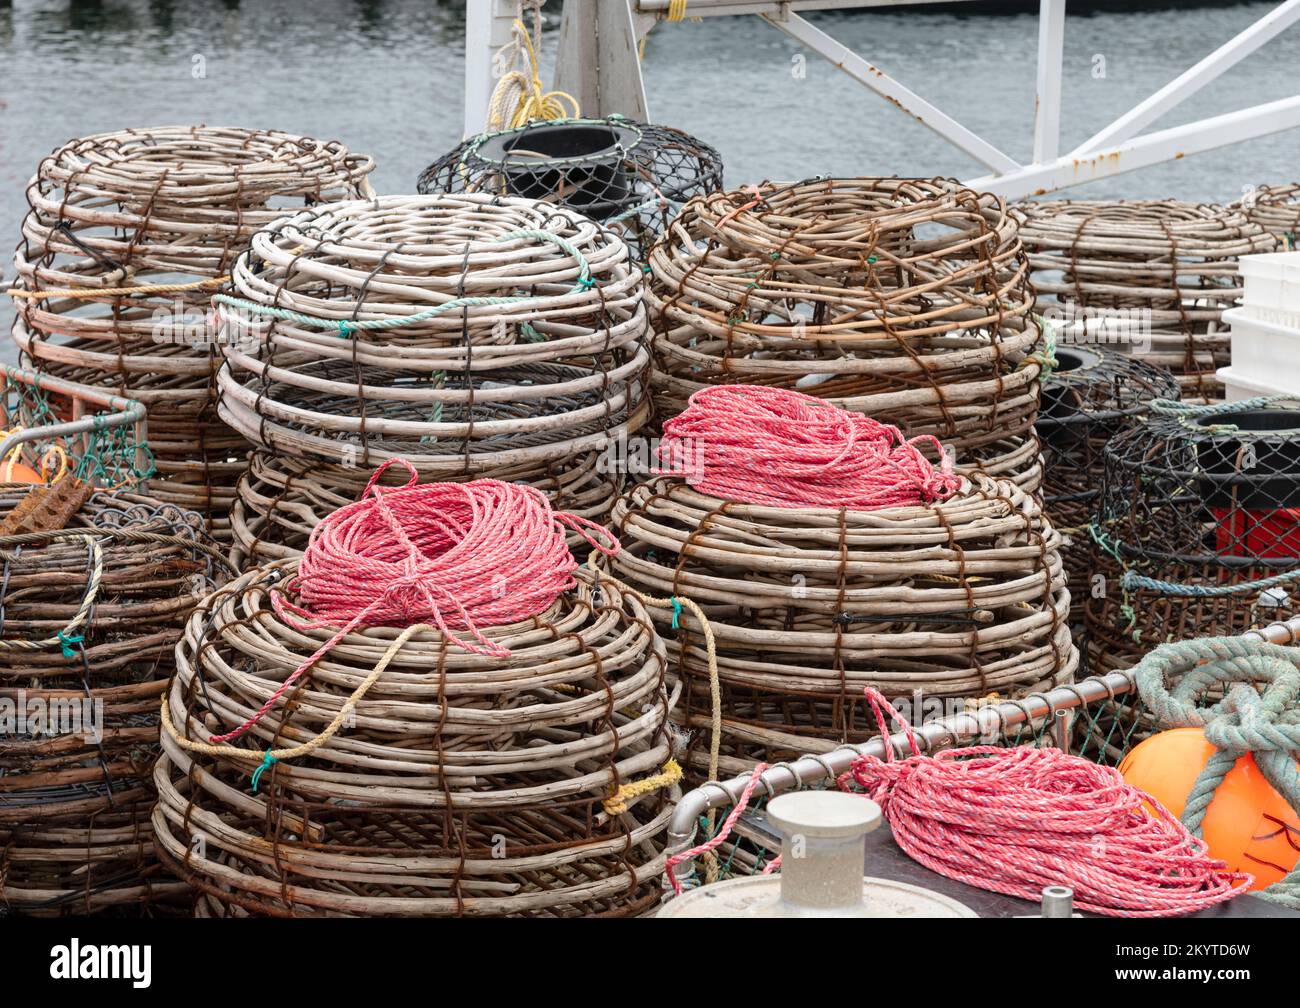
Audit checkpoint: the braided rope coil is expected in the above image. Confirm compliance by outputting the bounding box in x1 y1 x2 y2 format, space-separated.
1133 635 1300 908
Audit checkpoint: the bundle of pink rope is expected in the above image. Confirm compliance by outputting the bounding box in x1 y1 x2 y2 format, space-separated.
835 688 1253 917
667 688 1254 916
210 458 618 744
656 385 961 509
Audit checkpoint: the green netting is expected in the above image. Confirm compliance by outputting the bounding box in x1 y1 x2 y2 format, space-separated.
4 379 155 489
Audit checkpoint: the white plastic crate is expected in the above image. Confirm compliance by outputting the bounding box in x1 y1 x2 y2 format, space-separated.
1217 365 1300 404
1239 250 1300 329
1223 307 1300 392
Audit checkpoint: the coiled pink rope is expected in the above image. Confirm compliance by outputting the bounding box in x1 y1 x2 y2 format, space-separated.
837 688 1253 917
209 458 618 744
657 385 960 509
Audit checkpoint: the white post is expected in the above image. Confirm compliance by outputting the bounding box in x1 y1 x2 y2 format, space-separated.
464 0 520 138
1033 0 1066 165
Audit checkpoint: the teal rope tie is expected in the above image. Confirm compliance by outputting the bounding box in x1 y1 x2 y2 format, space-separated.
670 597 683 630
1134 635 1300 909
1025 314 1058 381
1150 395 1300 434
1122 567 1300 599
251 751 278 794
57 631 84 658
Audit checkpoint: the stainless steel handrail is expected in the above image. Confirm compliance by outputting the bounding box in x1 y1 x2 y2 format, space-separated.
0 365 149 481
666 615 1300 879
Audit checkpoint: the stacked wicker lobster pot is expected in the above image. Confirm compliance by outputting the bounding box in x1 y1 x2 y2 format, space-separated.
217 193 649 570
9 126 376 542
1013 200 1277 403
1237 183 1300 244
1087 399 1300 697
1035 346 1180 630
602 387 1078 783
0 484 223 915
154 538 677 917
646 177 1048 491
418 115 724 261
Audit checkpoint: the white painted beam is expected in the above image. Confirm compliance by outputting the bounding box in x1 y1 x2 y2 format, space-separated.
764 11 1021 174
970 93 1300 201
636 0 977 14
1069 0 1300 156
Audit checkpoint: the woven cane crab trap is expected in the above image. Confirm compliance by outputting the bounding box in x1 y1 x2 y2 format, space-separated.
1035 346 1180 629
1086 399 1300 692
604 474 1077 782
9 126 377 540
153 561 677 917
1236 184 1300 245
216 192 651 570
1012 200 1277 403
0 486 225 915
646 177 1048 491
417 116 723 260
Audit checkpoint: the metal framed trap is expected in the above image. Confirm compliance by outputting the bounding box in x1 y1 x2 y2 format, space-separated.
417 115 723 259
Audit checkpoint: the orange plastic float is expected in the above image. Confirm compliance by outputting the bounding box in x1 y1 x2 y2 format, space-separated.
0 457 43 483
1120 727 1300 890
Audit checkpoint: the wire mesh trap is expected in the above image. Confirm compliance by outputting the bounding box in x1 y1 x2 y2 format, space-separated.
1034 345 1181 631
417 116 723 261
153 563 677 918
0 485 227 916
1012 199 1277 404
214 192 652 550
8 126 377 540
603 474 1078 783
1086 399 1300 701
646 177 1048 491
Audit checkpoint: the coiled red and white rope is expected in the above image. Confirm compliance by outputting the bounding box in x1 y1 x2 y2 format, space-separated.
657 385 960 509
209 458 618 744
836 688 1252 917
667 688 1253 915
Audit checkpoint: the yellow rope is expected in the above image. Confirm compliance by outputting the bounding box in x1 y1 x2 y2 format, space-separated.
161 623 424 768
8 276 229 300
602 758 683 816
667 0 688 20
487 17 580 132
585 555 724 880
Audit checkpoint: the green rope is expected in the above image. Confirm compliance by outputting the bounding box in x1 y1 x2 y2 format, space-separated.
1133 635 1300 909
1023 315 1058 381
1122 567 1300 598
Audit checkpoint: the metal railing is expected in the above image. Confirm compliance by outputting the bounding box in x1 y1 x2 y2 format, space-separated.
0 365 149 482
666 615 1300 879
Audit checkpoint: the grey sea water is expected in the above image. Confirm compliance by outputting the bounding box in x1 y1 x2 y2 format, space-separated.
1 0 1297 350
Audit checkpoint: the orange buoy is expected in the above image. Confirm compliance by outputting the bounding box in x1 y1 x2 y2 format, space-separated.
1120 727 1300 890
0 458 44 484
